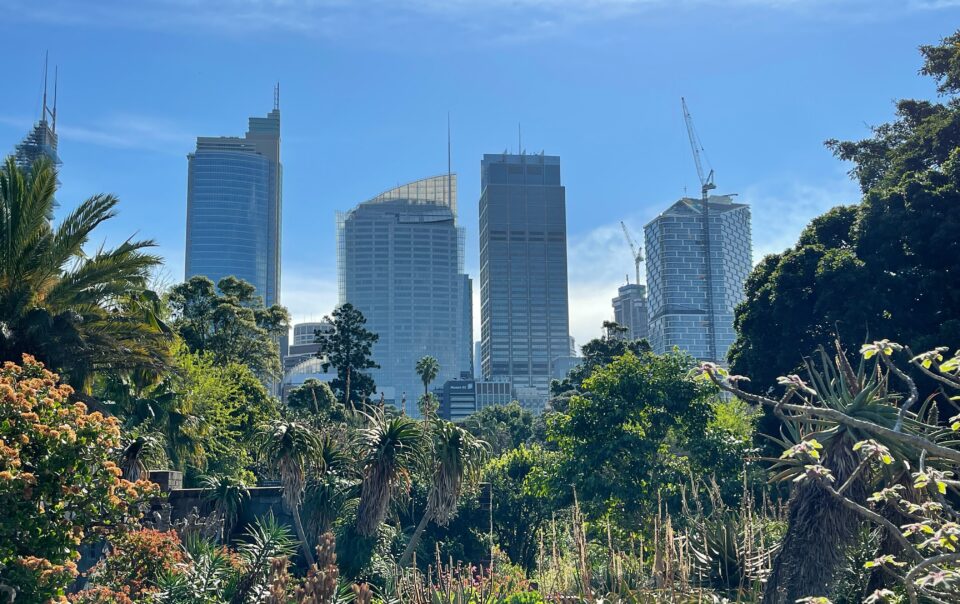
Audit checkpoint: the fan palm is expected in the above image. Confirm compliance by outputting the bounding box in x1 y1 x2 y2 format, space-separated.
255 418 322 566
399 419 488 566
0 157 170 392
415 355 440 398
355 408 426 537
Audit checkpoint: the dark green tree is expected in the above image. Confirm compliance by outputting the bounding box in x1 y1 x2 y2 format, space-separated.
462 401 534 457
317 303 379 408
168 276 289 379
547 349 718 525
551 324 652 396
730 32 960 414
286 378 345 424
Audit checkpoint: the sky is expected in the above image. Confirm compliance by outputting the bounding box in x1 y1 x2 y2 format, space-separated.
1 0 958 348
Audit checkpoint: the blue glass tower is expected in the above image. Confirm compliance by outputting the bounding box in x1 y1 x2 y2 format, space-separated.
185 97 282 305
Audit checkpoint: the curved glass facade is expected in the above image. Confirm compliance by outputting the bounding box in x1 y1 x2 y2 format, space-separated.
185 107 281 305
337 175 472 415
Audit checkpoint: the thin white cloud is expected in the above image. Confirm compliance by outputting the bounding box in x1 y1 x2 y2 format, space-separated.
1 0 954 42
281 268 339 325
0 113 192 154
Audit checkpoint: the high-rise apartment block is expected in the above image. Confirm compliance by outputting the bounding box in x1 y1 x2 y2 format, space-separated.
337 175 472 414
185 97 282 306
612 283 649 341
479 153 570 413
644 195 751 362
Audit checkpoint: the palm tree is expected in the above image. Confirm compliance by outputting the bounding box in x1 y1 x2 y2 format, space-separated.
399 419 488 566
118 434 163 481
415 356 440 398
0 157 170 391
355 408 426 537
255 418 322 566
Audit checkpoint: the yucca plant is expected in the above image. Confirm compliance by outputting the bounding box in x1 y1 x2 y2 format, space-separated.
200 475 250 542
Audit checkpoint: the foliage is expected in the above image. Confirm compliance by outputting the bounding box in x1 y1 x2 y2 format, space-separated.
415 356 440 398
550 330 651 397
730 33 960 425
484 444 559 570
462 402 534 457
168 276 289 380
287 378 345 424
547 349 722 525
317 303 379 407
0 157 170 392
0 355 158 601
87 529 185 598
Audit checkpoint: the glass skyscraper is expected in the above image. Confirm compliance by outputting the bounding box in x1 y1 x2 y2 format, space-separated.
479 153 570 413
612 283 649 341
337 175 472 414
644 194 751 362
185 101 282 306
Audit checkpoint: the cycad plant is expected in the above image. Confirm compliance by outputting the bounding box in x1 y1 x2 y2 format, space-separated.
399 419 489 567
355 408 426 537
0 157 170 391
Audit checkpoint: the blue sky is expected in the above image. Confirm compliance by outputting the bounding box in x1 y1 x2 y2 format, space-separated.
1 0 957 346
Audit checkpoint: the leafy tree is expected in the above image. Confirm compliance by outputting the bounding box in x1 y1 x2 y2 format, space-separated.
415 356 440 398
168 275 289 379
551 326 651 397
462 402 534 457
547 349 718 525
255 418 323 566
286 378 345 424
483 444 559 570
0 157 170 392
317 303 379 408
0 355 158 601
730 32 960 416
399 419 488 566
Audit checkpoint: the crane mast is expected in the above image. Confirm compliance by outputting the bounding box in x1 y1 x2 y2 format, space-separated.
620 221 643 286
681 97 719 362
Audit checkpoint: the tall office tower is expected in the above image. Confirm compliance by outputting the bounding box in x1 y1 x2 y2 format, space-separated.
185 92 282 306
13 61 59 172
459 275 474 377
644 194 751 362
612 283 649 341
479 153 570 413
337 175 471 414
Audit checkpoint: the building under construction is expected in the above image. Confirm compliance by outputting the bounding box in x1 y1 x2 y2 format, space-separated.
644 194 751 362
12 57 60 172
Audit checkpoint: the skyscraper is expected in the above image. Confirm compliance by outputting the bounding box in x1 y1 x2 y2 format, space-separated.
337 175 472 414
479 153 570 412
611 283 649 341
185 93 282 306
13 60 59 172
644 194 751 362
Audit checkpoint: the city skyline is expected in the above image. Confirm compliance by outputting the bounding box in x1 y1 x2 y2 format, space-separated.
1 2 956 347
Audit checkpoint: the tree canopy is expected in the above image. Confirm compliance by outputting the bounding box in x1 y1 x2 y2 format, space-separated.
317 303 379 407
730 33 960 403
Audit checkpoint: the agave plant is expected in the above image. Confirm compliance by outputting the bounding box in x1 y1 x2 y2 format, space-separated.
200 475 250 542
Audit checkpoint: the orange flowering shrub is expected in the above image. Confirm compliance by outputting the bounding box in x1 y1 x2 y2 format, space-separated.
0 355 159 602
85 529 184 597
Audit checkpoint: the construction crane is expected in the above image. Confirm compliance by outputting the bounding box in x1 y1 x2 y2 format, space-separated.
681 97 718 362
620 221 643 285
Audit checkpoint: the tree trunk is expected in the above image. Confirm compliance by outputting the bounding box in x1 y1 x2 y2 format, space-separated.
292 507 317 568
345 367 352 411
399 502 434 567
762 437 865 603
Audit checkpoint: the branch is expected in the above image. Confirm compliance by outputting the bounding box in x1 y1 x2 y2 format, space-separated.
906 346 960 390
880 353 919 432
838 456 872 496
706 372 960 466
904 553 960 604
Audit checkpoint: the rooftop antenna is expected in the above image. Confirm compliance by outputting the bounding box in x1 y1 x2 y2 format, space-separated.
52 65 58 133
447 112 452 208
41 51 49 124
274 82 280 111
